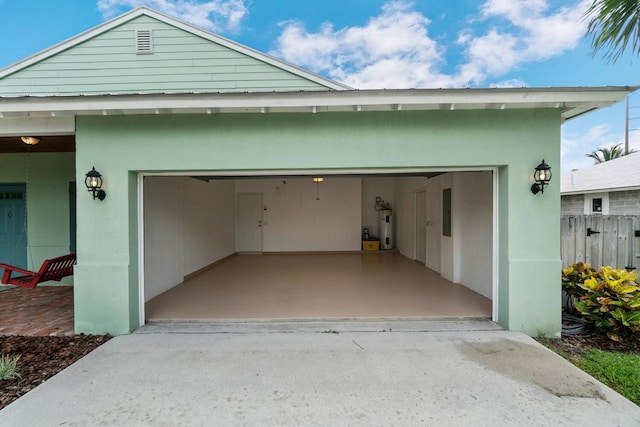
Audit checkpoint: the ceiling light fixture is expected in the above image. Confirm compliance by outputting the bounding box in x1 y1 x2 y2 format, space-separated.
20 136 41 145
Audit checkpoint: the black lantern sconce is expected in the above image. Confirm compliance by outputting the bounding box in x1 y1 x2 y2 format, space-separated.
85 167 106 201
530 159 552 195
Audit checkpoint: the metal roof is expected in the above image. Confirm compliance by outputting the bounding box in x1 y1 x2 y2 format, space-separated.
0 87 634 123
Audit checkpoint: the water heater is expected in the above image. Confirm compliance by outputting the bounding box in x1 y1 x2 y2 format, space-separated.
379 209 393 250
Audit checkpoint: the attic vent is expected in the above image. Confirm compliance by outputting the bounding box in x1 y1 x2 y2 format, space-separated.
135 29 153 54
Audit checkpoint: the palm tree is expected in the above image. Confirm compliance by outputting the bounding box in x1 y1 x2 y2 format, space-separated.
583 0 640 62
585 143 636 163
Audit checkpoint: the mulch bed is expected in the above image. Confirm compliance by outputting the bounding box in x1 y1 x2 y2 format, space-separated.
0 335 111 410
537 333 640 356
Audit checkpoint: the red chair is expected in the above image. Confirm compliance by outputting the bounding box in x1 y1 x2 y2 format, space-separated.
0 253 76 289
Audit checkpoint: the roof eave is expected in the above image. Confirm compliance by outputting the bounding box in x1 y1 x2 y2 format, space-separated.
0 87 634 118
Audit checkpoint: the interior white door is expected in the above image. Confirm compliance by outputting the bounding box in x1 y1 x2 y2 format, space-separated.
237 193 263 252
415 190 426 264
426 185 441 272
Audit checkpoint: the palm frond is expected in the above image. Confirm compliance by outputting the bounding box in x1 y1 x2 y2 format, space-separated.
583 0 640 62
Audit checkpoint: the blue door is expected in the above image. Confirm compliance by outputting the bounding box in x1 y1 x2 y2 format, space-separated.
0 184 27 269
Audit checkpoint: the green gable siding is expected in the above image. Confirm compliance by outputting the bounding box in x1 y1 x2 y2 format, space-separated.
0 15 330 96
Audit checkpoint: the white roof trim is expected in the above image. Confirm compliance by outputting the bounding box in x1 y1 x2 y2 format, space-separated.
0 6 350 91
0 87 634 120
563 186 640 196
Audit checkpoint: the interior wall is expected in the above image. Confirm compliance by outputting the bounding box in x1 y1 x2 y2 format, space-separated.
183 178 236 274
454 172 493 298
144 177 184 301
425 176 442 273
361 177 395 238
235 177 361 252
144 176 236 301
440 174 455 282
394 172 493 298
394 176 428 258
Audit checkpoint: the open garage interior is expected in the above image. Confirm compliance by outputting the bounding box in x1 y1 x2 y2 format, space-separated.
143 171 495 322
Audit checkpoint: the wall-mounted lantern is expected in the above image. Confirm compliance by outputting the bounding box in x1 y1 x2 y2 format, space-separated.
530 159 552 195
85 167 106 201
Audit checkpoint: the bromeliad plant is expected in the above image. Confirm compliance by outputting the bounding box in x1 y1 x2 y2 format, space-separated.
562 263 640 342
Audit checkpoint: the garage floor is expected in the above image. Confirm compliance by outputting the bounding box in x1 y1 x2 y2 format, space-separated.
145 253 492 321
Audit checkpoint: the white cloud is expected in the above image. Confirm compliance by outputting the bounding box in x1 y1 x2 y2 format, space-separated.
272 1 455 89
97 0 248 33
490 78 527 88
478 0 590 62
272 0 591 89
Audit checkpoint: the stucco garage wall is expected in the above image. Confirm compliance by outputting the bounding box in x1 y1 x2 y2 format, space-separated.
75 109 561 335
143 176 235 301
0 152 75 279
235 177 361 252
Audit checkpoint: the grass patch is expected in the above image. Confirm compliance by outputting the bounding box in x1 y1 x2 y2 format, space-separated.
574 349 640 405
0 354 21 381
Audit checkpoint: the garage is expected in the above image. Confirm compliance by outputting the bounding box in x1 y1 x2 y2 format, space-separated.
2 7 629 335
142 171 494 322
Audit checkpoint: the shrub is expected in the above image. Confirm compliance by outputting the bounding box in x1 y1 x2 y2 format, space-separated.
562 262 597 298
562 263 640 342
0 353 21 380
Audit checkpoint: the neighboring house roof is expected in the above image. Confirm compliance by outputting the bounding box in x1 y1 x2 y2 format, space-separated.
561 151 640 195
0 6 350 96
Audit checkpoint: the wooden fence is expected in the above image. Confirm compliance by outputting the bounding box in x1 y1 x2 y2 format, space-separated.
561 215 640 270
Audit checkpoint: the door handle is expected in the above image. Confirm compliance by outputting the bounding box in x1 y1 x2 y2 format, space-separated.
587 228 600 237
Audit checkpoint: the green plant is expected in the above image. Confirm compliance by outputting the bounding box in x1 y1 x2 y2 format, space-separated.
562 264 640 342
562 262 598 298
0 354 21 380
583 0 640 62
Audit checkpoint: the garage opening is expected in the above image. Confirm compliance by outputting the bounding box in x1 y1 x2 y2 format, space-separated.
141 170 495 323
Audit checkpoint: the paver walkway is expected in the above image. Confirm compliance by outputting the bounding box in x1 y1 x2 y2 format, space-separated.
0 286 73 335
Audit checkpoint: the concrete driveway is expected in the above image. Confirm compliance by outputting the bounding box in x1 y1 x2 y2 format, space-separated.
1 320 639 426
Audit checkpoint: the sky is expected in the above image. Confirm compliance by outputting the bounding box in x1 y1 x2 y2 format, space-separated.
0 0 638 174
